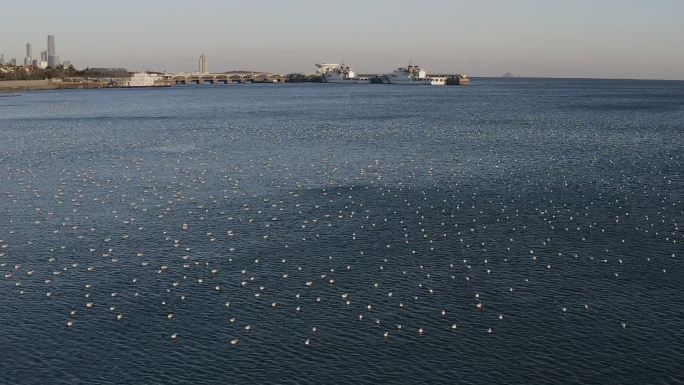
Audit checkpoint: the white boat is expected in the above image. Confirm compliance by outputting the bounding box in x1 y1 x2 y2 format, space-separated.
383 65 431 85
430 77 447 86
316 63 370 84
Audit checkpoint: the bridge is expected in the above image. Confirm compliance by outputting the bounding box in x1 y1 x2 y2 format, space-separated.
161 72 287 85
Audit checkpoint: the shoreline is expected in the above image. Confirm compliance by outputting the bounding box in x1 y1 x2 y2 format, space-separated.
0 79 112 92
3 76 683 94
0 79 60 92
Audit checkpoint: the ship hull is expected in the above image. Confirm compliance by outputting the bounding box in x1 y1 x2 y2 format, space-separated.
323 77 370 84
385 79 431 85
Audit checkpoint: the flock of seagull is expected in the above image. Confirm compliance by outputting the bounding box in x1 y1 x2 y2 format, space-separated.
0 125 681 350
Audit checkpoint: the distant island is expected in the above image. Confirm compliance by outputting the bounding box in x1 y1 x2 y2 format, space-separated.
502 72 516 78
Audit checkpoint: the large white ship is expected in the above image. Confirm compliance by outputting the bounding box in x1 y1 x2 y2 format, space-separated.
316 63 370 84
383 65 432 85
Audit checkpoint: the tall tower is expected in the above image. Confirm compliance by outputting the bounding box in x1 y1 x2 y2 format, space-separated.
24 42 33 67
199 54 208 74
47 35 58 67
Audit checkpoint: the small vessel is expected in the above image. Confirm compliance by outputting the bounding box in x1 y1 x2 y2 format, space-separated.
446 74 471 86
456 74 470 85
430 76 447 86
316 63 370 84
383 65 431 85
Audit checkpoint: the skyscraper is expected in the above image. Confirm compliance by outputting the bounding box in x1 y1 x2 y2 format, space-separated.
41 51 47 62
47 35 58 67
24 42 33 67
199 54 208 74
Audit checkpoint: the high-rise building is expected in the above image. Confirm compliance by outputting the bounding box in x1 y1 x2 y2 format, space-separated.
47 34 57 67
47 35 55 56
199 54 208 74
41 51 47 62
24 42 33 67
9 58 17 66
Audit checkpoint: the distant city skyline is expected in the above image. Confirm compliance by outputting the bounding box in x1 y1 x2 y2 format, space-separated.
1 0 683 79
0 34 61 69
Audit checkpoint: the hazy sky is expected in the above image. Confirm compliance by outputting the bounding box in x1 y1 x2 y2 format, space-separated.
1 0 683 79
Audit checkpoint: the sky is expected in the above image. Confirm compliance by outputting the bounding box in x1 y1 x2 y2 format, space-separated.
1 0 683 79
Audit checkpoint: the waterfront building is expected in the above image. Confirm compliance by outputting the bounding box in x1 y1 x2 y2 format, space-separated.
39 61 48 69
47 34 58 67
85 68 128 77
126 72 161 87
199 54 208 74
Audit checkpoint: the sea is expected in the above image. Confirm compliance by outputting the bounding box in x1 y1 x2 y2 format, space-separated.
0 78 683 384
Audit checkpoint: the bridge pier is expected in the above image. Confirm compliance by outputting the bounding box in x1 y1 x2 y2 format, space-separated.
169 72 286 85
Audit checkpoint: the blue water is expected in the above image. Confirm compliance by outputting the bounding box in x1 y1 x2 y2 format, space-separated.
1 79 683 384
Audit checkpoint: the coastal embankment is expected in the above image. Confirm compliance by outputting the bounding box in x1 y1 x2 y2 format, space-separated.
0 79 58 92
0 79 108 92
